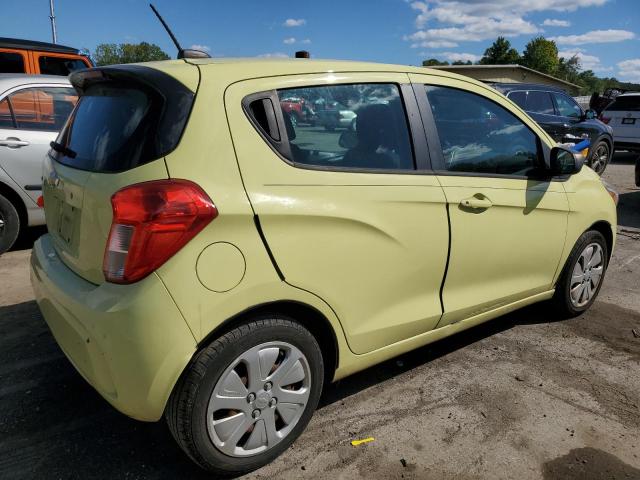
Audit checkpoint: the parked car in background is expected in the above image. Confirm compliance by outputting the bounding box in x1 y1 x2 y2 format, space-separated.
0 38 92 76
31 59 616 477
0 74 77 253
599 92 640 153
590 88 631 115
316 101 357 130
279 96 315 126
492 83 614 175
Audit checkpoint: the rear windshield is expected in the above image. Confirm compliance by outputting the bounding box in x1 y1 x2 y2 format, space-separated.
605 96 640 112
52 72 194 173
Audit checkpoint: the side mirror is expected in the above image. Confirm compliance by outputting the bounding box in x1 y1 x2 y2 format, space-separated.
583 109 596 120
550 146 583 175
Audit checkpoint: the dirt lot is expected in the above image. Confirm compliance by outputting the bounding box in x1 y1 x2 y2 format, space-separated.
0 154 639 480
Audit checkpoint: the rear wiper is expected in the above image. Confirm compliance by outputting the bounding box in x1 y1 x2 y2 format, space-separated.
50 141 77 159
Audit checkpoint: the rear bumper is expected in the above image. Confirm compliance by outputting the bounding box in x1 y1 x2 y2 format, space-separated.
30 234 197 421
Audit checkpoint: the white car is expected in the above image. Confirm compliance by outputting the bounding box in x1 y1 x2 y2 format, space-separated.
0 74 77 253
600 92 640 152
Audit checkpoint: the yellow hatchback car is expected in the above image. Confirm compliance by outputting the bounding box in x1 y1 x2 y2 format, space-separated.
31 58 617 475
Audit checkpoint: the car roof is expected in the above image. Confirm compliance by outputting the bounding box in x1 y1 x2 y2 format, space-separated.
616 92 640 97
0 74 71 95
490 82 567 94
0 37 79 55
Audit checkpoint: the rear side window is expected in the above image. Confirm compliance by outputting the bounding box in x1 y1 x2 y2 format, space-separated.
426 85 539 176
509 91 554 115
605 96 640 112
38 56 88 76
8 87 77 131
0 51 25 73
251 83 415 171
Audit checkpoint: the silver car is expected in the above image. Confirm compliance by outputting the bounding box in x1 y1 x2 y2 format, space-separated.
0 74 77 253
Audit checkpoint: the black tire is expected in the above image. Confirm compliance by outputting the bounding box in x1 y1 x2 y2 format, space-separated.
166 316 324 477
587 139 611 175
552 230 608 317
0 193 20 254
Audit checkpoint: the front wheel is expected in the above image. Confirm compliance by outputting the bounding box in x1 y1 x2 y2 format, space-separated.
588 140 611 175
552 230 608 317
166 316 324 476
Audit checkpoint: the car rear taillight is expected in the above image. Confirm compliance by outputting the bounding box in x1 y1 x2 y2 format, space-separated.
103 179 217 284
599 114 611 124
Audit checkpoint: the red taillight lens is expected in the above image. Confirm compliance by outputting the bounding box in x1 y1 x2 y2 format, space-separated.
103 179 217 284
36 195 44 208
599 114 611 124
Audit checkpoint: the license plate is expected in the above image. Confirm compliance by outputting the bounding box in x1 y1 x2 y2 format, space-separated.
622 118 636 125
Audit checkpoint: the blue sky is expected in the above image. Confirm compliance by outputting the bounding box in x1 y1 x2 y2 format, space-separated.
1 0 639 81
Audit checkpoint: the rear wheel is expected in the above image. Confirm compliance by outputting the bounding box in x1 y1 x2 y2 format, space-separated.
588 140 611 175
552 230 608 317
166 316 324 476
0 194 20 254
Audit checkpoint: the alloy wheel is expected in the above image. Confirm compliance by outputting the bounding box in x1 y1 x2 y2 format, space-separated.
590 143 609 175
570 242 604 307
206 341 311 457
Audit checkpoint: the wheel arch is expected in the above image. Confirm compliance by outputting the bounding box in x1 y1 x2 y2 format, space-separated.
588 220 614 261
197 300 339 385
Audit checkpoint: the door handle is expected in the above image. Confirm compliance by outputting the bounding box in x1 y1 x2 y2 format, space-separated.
0 137 30 148
460 196 493 209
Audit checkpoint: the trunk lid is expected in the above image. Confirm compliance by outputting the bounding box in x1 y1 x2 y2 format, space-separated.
42 62 199 284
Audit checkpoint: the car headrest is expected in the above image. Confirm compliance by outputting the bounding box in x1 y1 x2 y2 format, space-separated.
355 103 391 151
282 111 296 140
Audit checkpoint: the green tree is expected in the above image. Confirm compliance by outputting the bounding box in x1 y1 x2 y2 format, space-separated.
422 58 449 67
452 60 473 65
93 42 170 66
479 37 520 65
521 36 559 75
556 54 581 84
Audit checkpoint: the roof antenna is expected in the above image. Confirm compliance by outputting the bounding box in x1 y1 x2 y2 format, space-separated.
149 3 210 59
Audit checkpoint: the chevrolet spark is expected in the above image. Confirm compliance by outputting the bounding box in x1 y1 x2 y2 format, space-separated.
31 59 617 476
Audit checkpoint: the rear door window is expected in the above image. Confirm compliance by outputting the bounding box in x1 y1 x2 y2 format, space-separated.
0 51 26 73
38 56 89 75
508 91 555 115
8 87 77 131
250 83 415 171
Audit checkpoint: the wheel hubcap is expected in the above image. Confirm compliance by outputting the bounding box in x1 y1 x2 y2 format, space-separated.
570 243 604 308
206 341 311 457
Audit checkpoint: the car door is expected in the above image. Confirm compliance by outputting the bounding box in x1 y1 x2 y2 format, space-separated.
410 74 569 326
551 92 591 144
0 84 77 203
225 73 449 354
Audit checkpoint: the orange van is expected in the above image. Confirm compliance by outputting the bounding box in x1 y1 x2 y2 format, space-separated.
0 37 93 76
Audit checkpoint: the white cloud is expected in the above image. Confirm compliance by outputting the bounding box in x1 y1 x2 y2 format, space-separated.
283 18 306 27
283 37 296 45
406 0 608 45
440 52 481 63
411 40 458 49
301 38 312 44
543 19 571 27
617 59 640 82
550 29 635 45
189 44 210 52
558 49 612 72
258 52 289 58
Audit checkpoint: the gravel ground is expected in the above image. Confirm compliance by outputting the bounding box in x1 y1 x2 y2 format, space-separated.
0 154 638 480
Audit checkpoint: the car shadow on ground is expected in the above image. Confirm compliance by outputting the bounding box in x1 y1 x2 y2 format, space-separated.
8 226 46 252
618 191 640 231
0 299 564 479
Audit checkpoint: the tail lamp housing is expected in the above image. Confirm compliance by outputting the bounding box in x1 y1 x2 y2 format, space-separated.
103 179 217 284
